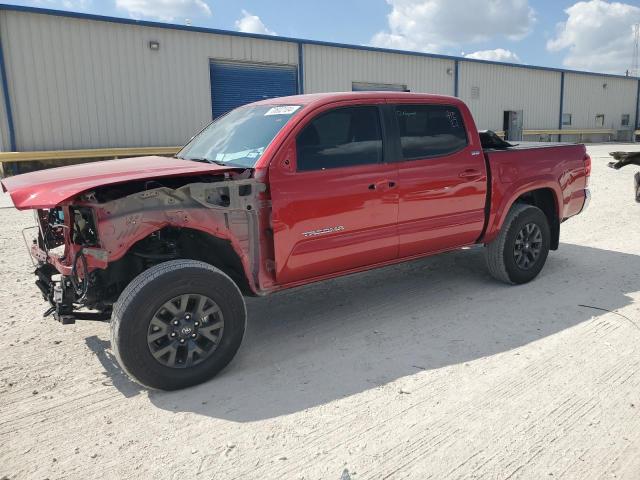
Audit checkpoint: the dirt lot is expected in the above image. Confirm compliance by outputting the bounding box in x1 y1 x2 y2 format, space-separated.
1 143 640 479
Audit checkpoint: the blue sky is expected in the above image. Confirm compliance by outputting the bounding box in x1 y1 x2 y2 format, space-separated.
4 0 640 74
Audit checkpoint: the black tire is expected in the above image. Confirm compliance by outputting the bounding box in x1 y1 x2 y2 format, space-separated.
110 260 246 390
486 204 551 285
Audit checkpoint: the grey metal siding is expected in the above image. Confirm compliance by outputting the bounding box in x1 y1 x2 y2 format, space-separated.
458 61 561 131
0 10 298 150
1 6 639 152
303 44 455 95
563 73 638 131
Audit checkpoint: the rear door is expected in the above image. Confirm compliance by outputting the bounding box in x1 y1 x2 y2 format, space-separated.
391 103 487 257
269 103 399 284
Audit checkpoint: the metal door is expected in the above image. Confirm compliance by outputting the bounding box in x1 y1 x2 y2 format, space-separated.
503 110 524 141
210 61 298 119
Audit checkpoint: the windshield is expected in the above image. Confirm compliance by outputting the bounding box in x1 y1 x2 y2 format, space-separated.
177 105 302 168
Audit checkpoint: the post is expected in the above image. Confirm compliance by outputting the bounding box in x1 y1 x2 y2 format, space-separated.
558 72 565 143
454 60 459 97
297 42 304 94
0 24 16 151
635 79 640 139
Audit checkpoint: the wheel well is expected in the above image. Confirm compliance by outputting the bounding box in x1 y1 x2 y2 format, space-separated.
515 188 560 250
170 228 250 293
89 227 251 307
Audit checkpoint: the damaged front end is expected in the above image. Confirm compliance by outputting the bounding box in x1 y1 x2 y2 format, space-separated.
26 204 108 323
21 172 271 325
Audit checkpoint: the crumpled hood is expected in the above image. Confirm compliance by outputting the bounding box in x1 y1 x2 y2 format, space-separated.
1 156 239 209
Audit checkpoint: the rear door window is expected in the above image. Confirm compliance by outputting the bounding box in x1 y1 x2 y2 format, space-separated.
395 104 468 159
296 106 383 171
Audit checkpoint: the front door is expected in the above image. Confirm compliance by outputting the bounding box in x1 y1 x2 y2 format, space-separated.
392 103 488 257
269 104 399 285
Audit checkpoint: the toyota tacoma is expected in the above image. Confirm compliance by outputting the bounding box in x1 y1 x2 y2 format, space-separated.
1 92 591 390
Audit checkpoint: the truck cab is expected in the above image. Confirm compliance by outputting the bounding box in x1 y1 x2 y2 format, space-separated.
262 95 488 285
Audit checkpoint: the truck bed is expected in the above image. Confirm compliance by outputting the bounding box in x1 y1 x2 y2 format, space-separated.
482 141 589 243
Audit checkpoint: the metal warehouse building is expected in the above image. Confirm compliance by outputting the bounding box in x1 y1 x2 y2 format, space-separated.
0 4 639 154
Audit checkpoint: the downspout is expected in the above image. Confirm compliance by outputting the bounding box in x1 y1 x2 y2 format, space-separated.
297 42 304 94
454 60 459 97
0 20 16 152
558 72 565 143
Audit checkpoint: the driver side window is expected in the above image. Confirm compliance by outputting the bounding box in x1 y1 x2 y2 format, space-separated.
296 106 383 172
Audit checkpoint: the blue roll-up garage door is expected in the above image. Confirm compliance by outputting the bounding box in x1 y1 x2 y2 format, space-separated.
210 61 298 119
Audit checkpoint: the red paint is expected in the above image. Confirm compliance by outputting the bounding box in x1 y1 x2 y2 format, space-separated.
481 143 587 244
1 93 589 295
393 98 487 256
267 97 400 284
1 155 238 209
584 153 592 179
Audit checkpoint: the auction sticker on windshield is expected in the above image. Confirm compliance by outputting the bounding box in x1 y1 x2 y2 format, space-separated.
265 105 301 116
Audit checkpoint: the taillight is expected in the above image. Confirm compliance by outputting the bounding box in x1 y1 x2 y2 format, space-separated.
584 154 591 186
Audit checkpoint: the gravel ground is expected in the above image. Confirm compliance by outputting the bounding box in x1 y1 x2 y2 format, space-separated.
1 143 640 480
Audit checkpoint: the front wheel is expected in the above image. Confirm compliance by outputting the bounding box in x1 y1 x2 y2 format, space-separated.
110 260 246 390
486 204 551 284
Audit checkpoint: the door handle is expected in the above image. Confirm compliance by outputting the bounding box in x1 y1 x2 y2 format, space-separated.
368 180 397 191
458 169 482 179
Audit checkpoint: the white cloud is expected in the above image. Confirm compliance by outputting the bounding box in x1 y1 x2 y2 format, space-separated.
115 0 212 22
235 10 276 36
465 48 522 63
547 0 640 74
29 0 91 9
61 0 89 8
371 0 535 53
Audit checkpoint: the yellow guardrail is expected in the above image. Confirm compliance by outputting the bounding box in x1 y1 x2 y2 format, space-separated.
0 146 181 163
526 129 614 136
494 129 615 141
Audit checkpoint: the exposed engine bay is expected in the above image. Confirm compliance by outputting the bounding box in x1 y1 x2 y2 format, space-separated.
31 171 268 324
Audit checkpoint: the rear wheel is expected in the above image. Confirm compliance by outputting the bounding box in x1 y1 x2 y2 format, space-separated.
111 260 246 390
486 204 551 284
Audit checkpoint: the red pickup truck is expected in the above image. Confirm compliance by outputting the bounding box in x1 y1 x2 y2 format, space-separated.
2 92 590 390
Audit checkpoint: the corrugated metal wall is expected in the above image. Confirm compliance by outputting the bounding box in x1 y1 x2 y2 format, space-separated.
458 62 561 131
0 7 638 152
0 10 298 150
563 73 637 131
303 44 455 95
